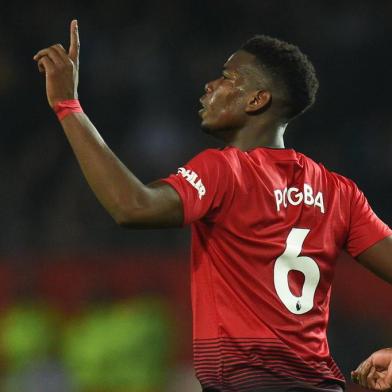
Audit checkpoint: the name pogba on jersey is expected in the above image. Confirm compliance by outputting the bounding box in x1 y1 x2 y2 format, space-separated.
274 183 325 213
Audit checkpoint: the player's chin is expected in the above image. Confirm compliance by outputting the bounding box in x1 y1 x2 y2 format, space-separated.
200 119 216 135
199 112 230 138
200 121 229 143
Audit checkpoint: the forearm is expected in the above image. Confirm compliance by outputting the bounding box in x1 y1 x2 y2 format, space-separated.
59 111 150 224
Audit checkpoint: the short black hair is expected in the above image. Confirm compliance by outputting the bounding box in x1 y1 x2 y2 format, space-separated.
241 35 319 120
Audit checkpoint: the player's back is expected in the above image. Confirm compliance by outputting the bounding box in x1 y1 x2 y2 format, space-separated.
163 146 391 391
190 147 347 391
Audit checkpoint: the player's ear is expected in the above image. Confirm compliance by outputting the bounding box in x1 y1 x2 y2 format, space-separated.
245 90 271 113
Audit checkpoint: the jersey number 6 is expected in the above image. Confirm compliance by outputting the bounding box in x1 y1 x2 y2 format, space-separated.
274 228 320 315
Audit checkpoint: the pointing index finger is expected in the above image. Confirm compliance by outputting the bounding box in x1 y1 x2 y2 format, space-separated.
69 19 80 63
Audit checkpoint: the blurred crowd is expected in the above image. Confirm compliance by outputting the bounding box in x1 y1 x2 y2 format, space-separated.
0 0 391 252
0 297 175 392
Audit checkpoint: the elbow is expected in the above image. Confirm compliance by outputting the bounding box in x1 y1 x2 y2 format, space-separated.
111 205 150 229
114 214 132 227
112 209 138 228
108 186 161 229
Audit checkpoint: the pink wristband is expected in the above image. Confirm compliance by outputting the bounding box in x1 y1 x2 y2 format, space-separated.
53 99 83 120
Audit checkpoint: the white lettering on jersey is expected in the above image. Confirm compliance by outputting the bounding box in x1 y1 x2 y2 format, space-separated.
274 183 325 214
177 167 206 199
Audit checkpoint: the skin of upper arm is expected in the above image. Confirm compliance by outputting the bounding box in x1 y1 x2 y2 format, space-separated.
118 180 184 229
356 235 392 284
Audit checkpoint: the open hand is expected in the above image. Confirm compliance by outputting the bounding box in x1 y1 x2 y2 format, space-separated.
352 348 392 391
33 19 80 108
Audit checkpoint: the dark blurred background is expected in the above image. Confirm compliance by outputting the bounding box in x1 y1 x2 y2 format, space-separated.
0 0 391 391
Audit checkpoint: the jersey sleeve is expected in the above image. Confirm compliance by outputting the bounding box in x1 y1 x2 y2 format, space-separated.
345 181 392 258
160 149 234 225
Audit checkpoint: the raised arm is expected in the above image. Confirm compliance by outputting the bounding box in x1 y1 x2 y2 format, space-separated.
33 20 183 228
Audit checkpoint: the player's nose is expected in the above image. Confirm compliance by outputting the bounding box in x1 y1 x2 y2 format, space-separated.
204 81 214 94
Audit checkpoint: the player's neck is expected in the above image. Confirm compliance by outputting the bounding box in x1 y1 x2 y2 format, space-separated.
228 121 287 151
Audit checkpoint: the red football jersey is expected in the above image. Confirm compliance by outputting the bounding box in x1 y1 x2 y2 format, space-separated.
162 146 392 392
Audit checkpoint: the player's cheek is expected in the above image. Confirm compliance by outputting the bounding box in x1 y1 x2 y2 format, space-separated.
221 103 245 126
